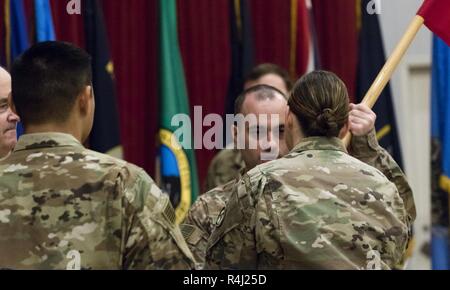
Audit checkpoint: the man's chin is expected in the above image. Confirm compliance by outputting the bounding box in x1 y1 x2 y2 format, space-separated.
3 130 17 143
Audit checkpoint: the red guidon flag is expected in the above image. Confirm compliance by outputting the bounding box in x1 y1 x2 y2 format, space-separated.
417 0 450 46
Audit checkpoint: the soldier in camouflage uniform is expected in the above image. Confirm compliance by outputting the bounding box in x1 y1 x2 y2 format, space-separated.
204 71 414 270
205 147 245 191
0 41 195 270
205 63 293 191
183 85 290 266
184 87 415 269
182 179 234 267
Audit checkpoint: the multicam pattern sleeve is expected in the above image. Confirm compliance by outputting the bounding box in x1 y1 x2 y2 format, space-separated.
121 168 196 270
181 181 232 268
206 137 410 270
349 129 416 226
0 133 195 270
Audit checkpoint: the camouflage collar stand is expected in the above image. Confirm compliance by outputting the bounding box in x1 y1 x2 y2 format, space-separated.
14 133 83 152
291 137 347 154
233 149 246 173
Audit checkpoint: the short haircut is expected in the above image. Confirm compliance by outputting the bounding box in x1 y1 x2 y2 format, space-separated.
245 63 293 92
11 41 92 126
234 84 286 115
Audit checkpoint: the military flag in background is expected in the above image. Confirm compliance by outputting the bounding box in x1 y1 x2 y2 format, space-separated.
9 0 29 64
430 35 450 270
83 0 122 158
290 0 317 79
0 1 5 66
159 0 199 224
35 0 55 42
418 0 450 47
9 0 30 138
224 0 254 143
32 0 55 143
356 0 404 168
416 0 450 270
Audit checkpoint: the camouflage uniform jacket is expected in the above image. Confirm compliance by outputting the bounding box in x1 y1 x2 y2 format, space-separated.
0 133 195 270
186 131 415 268
205 137 410 270
205 148 245 191
182 179 235 268
350 129 416 225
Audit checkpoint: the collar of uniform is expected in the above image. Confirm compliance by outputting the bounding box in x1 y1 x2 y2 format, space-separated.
234 149 246 172
0 151 11 161
290 137 347 154
13 133 83 152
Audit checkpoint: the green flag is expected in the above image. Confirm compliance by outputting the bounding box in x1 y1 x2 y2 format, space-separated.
159 0 199 224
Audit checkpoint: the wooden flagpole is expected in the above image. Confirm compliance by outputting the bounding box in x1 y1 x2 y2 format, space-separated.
344 15 425 146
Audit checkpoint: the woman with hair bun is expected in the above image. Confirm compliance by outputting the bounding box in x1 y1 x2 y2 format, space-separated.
206 71 411 270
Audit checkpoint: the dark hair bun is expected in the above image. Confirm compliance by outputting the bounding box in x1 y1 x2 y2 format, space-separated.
311 108 339 137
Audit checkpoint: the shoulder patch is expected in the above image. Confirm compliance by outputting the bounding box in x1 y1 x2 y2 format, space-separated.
162 198 176 226
180 224 196 240
216 207 226 228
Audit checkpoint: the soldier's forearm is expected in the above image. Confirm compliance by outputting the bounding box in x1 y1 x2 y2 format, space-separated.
349 129 416 221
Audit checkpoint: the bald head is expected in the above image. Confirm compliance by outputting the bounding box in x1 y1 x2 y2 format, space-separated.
0 66 19 159
241 89 287 117
0 67 11 97
235 85 287 115
232 85 289 171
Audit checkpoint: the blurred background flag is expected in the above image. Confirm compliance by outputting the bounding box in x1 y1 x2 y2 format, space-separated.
1 0 5 66
159 0 199 224
83 0 122 158
9 0 30 138
415 0 450 270
356 0 404 168
224 0 254 143
9 0 29 62
430 35 450 270
290 0 316 79
35 0 55 42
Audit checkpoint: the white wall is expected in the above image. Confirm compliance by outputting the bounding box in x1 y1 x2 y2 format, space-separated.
378 0 432 270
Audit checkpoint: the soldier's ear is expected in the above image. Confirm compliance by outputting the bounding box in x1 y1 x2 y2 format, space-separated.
286 107 294 129
78 85 94 115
